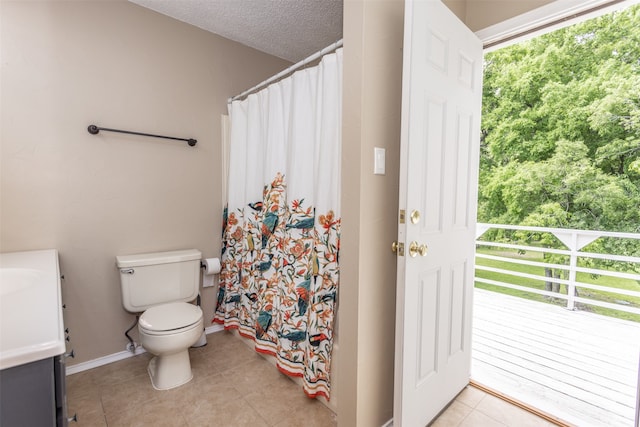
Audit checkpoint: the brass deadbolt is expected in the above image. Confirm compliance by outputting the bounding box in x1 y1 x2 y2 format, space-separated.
410 210 421 224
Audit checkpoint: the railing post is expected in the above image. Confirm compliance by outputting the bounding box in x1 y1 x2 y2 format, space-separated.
567 232 578 311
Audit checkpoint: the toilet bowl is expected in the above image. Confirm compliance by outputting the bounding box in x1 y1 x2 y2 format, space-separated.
138 301 204 390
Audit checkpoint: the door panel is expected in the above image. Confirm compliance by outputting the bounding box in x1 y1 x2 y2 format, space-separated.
449 260 467 357
454 111 473 229
422 96 446 233
417 268 440 381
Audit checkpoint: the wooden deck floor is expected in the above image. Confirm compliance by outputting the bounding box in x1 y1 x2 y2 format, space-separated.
472 288 640 427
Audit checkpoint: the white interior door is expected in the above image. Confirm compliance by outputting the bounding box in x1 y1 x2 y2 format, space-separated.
394 1 483 426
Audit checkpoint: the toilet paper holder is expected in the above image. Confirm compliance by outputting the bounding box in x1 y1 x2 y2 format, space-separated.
200 258 221 272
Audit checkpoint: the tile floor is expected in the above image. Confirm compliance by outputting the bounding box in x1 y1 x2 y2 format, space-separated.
66 331 336 427
434 386 558 427
66 331 554 427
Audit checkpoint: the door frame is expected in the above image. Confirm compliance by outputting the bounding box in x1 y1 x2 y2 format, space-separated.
476 0 634 51
468 2 640 427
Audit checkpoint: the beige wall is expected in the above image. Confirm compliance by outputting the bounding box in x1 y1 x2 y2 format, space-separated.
443 0 468 20
464 0 555 31
443 0 556 31
441 0 557 31
339 0 404 425
0 1 289 365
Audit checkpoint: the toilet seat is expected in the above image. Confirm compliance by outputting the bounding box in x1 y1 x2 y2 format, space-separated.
139 302 203 335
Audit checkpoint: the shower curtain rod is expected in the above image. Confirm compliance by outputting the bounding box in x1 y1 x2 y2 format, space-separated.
229 39 343 103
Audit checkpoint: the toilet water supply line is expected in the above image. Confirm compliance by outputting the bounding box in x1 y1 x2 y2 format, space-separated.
125 315 139 353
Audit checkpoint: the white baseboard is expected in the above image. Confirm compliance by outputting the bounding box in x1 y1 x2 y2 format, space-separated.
205 323 224 334
381 419 393 427
66 324 225 376
65 347 147 375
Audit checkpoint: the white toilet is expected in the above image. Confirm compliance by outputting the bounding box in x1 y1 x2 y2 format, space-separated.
116 249 204 390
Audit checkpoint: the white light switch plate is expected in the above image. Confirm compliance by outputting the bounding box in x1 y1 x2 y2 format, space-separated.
374 147 386 175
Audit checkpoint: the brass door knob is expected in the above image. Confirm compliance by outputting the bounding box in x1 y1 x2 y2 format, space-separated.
392 241 399 253
409 241 428 257
418 244 428 256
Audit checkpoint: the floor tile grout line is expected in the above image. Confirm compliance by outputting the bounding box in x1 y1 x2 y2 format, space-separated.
453 393 512 427
474 396 519 427
466 391 486 409
477 407 511 427
243 394 274 427
455 406 473 427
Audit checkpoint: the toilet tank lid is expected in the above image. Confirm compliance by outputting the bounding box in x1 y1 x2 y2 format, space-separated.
116 249 202 268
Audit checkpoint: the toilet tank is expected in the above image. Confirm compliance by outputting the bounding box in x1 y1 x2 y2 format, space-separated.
116 249 201 313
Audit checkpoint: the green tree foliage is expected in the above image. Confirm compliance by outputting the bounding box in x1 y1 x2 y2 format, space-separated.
479 5 640 285
480 5 640 236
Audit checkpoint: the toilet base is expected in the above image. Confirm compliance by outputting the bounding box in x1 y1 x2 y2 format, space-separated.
147 351 193 390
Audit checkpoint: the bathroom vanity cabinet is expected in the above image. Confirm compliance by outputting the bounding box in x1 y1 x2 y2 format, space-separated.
0 355 68 426
0 249 70 426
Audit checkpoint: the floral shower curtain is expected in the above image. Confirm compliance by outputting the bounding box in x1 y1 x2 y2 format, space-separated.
214 48 342 400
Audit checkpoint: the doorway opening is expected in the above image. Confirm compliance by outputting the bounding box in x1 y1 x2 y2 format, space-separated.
472 3 640 426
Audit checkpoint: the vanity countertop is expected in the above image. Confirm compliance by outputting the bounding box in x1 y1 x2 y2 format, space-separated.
0 249 65 370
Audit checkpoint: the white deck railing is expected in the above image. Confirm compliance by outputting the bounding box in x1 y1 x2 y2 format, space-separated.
475 223 640 315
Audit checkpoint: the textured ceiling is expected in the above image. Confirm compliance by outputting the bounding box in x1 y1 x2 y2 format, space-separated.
130 0 343 62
